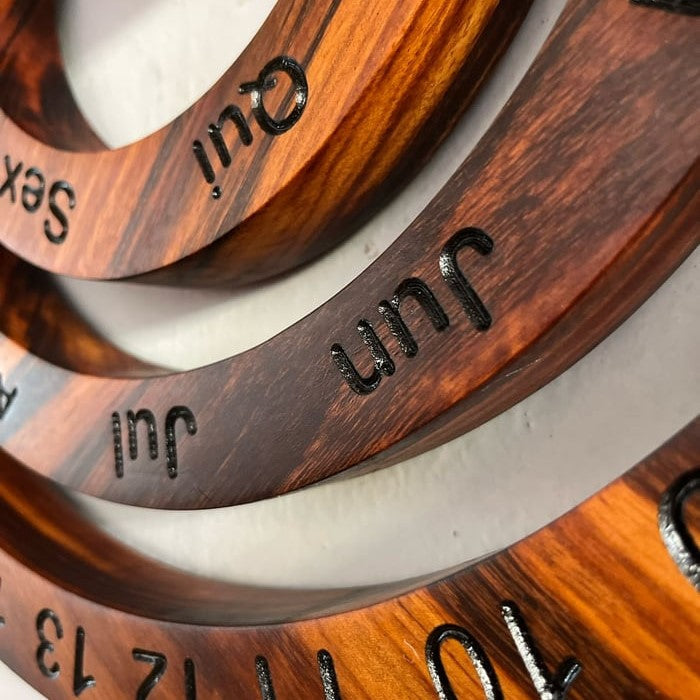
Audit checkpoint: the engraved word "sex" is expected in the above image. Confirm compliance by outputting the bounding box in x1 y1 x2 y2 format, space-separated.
0 156 76 243
192 55 308 200
332 227 493 395
111 406 197 479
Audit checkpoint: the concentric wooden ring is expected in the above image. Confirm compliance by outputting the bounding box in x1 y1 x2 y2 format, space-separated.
0 0 696 509
0 0 530 285
0 417 696 697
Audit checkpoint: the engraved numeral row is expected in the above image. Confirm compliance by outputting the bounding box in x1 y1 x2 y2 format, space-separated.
30 600 577 699
32 607 342 700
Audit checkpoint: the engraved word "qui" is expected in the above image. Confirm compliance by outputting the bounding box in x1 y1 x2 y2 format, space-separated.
192 55 308 200
111 406 197 479
0 155 76 243
332 227 493 395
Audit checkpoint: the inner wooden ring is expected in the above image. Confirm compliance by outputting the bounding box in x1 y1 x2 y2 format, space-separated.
0 0 530 284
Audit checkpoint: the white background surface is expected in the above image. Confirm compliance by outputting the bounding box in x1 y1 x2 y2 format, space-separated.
2 0 697 696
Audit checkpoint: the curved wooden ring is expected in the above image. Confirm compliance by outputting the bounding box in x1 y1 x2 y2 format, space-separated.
0 418 697 697
0 0 530 285
0 0 697 509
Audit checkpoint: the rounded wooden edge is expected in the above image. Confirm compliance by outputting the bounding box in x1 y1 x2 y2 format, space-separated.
0 0 697 509
0 251 162 377
0 419 697 696
0 0 530 284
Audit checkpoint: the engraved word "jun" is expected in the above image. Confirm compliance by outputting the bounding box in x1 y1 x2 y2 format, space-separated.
0 156 76 244
192 55 308 200
331 227 493 395
111 406 197 479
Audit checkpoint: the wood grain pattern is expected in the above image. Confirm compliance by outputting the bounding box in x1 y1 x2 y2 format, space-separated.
0 0 529 284
0 0 696 508
0 418 697 697
0 0 103 150
0 252 158 377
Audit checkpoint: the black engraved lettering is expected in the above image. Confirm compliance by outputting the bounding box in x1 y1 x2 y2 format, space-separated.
73 626 96 696
127 409 158 461
240 56 308 135
36 609 63 680
194 56 305 197
439 227 493 331
21 167 45 212
630 0 700 15
208 105 253 169
0 374 17 418
378 277 449 357
184 658 197 700
0 155 22 203
658 467 700 589
132 649 167 700
425 623 502 700
192 141 215 184
44 180 76 244
256 655 276 700
500 601 581 699
112 412 124 478
331 320 394 395
317 649 342 700
164 406 198 479
332 228 495 396
113 406 197 478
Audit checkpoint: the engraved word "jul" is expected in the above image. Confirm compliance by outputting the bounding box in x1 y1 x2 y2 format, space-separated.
111 406 197 479
192 55 308 200
0 155 76 244
331 227 493 395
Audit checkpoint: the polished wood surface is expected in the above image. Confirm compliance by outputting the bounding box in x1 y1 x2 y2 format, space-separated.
0 0 529 284
0 0 696 508
0 418 697 697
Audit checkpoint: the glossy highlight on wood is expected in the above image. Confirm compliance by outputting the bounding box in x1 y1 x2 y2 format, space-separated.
0 0 530 285
0 0 696 509
0 418 696 697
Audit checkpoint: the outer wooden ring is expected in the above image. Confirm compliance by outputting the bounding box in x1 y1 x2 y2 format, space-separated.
0 417 697 697
0 0 529 285
0 0 697 509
